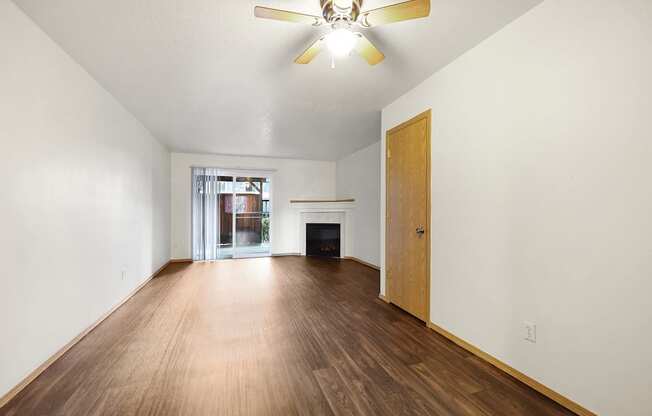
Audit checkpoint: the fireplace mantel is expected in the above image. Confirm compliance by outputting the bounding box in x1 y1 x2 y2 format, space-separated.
290 198 354 203
289 200 355 211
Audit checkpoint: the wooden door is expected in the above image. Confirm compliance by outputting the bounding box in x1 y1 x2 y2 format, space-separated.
386 110 430 322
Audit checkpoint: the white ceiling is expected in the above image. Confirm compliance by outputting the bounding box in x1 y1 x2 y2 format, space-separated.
14 0 542 160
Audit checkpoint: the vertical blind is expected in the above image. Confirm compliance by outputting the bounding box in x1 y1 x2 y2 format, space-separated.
192 167 221 261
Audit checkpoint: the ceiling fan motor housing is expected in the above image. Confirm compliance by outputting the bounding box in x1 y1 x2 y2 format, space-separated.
320 0 363 23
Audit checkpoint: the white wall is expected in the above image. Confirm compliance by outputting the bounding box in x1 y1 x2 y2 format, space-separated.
0 0 170 399
381 1 652 414
171 152 336 258
337 142 381 267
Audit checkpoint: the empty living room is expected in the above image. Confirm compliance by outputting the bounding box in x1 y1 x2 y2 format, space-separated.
2 0 651 415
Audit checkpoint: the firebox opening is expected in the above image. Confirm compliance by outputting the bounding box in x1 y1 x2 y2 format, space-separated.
306 223 341 258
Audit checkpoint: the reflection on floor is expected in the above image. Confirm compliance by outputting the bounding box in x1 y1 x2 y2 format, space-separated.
216 242 271 258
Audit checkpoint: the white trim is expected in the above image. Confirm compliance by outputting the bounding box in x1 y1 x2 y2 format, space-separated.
190 166 276 178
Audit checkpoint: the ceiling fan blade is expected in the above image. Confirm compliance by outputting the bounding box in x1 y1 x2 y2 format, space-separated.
358 0 430 28
295 37 325 64
254 6 323 25
355 34 385 65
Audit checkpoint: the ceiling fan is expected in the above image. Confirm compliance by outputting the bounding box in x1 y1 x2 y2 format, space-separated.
254 0 430 66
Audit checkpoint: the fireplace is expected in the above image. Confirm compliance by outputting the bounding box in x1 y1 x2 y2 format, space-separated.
306 223 341 258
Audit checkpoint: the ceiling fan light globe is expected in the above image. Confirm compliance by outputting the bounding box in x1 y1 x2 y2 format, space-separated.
333 0 352 9
326 29 357 58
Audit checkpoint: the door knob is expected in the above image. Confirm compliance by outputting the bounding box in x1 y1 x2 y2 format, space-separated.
416 226 425 236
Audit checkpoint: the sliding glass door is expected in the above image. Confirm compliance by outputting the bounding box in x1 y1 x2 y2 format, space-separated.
234 177 271 258
192 168 272 261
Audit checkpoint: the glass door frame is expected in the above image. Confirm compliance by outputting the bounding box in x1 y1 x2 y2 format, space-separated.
191 167 274 260
231 173 272 258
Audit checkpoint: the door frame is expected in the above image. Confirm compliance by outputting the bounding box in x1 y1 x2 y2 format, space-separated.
385 109 431 323
190 167 275 260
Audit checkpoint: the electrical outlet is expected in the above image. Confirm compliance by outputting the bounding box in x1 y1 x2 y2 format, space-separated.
524 321 536 343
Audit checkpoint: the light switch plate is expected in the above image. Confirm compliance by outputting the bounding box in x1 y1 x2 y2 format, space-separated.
524 321 536 343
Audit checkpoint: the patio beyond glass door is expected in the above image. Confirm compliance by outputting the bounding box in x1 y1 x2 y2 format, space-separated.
192 168 271 261
234 177 271 258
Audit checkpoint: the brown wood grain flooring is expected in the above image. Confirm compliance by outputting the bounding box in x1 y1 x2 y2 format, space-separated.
0 257 575 415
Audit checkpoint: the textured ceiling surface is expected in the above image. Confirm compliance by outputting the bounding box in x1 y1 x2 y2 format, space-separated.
14 0 542 160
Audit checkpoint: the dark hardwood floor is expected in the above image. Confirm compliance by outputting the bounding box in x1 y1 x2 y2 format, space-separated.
1 257 574 415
